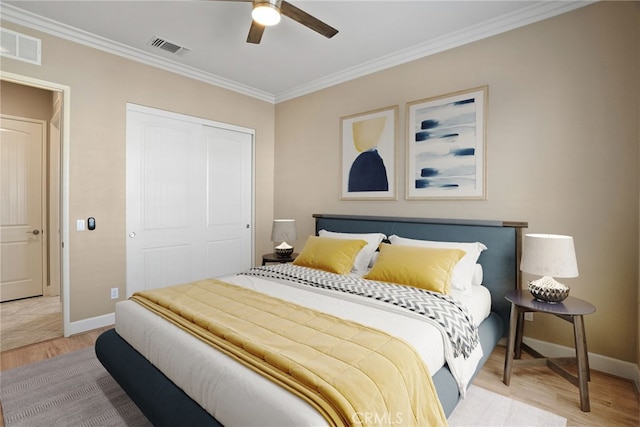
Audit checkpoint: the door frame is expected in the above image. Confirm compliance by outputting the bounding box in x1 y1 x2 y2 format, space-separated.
2 72 72 337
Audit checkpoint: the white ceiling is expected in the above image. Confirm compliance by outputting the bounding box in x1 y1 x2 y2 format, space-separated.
2 1 591 102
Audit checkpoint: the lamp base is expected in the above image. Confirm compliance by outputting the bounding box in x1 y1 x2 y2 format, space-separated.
528 276 570 303
274 242 294 258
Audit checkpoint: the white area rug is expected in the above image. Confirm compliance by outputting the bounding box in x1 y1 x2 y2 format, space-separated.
449 385 567 426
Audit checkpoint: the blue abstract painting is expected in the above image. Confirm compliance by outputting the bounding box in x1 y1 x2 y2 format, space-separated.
407 87 486 199
341 106 398 200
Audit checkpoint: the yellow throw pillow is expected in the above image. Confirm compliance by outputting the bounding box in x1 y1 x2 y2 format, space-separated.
364 244 465 294
293 236 368 274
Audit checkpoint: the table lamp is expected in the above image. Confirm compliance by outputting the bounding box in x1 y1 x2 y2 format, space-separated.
271 219 297 258
520 233 579 303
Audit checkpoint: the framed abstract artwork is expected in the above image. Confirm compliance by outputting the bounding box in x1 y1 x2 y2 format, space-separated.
406 86 487 200
340 105 398 200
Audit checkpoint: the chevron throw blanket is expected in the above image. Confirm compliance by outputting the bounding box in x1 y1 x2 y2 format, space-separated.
241 264 479 359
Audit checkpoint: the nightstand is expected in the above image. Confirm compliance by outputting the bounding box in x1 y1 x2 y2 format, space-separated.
261 252 298 266
503 289 596 411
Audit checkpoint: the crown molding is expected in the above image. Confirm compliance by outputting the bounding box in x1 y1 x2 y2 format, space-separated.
2 1 594 105
0 3 276 103
274 1 595 102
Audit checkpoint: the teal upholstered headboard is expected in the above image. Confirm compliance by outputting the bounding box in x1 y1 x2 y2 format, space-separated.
313 214 528 335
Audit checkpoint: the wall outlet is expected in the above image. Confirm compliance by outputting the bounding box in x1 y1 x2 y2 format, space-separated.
524 312 534 321
110 287 119 300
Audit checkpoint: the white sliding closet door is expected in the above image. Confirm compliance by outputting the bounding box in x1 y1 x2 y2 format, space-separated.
126 105 253 296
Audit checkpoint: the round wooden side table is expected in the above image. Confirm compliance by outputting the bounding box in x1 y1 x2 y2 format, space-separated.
503 289 596 412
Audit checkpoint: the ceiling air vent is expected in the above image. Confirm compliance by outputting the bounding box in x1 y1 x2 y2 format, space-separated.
148 36 190 56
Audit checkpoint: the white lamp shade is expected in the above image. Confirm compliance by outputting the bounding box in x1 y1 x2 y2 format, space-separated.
271 219 297 243
520 233 579 278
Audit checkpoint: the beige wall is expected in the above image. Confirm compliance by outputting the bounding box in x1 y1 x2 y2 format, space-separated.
0 22 276 322
275 2 640 363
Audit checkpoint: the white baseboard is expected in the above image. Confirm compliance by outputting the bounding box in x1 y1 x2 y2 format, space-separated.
522 337 639 385
65 312 114 337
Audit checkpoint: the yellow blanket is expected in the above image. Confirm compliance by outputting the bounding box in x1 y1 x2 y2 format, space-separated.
131 279 447 427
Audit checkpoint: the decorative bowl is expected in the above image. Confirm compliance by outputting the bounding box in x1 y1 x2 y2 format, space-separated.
528 281 570 303
275 247 294 258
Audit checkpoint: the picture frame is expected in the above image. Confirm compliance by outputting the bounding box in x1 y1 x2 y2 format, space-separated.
340 105 398 200
406 86 487 200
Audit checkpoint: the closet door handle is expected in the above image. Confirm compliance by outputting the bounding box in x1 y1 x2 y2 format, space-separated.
27 229 41 235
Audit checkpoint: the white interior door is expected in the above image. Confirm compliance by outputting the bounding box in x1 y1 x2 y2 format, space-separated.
126 106 253 296
0 116 46 302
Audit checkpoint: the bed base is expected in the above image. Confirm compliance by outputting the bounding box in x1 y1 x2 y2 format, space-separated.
96 214 526 425
95 328 222 427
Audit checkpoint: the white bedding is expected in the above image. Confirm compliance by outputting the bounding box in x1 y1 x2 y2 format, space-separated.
115 273 490 426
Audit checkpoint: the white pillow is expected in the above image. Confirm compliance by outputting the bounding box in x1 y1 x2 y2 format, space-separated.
318 230 386 273
388 235 487 293
471 264 483 286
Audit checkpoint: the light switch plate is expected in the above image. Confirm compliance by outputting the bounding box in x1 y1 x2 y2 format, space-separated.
76 219 85 231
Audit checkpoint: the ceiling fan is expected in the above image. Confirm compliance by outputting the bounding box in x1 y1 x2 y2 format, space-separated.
219 0 338 44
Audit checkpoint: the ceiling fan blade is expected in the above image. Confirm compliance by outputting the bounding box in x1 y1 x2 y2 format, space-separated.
246 20 266 44
280 1 338 39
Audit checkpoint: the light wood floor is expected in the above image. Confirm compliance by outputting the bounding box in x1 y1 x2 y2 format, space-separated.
0 326 110 372
474 347 639 426
1 330 638 426
0 296 63 352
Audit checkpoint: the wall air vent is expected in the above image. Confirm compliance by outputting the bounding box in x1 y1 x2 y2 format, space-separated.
148 36 190 56
0 28 41 65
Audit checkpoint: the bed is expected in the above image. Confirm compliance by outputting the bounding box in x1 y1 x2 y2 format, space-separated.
95 214 527 426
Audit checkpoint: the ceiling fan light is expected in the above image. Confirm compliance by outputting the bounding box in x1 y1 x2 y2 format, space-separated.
252 3 281 26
